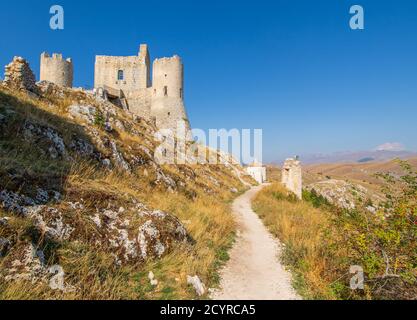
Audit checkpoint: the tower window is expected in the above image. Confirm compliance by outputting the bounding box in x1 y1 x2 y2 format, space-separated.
180 88 183 98
164 86 168 96
117 70 124 81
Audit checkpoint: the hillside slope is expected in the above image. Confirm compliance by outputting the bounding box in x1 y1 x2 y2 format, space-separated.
305 158 417 186
0 59 252 299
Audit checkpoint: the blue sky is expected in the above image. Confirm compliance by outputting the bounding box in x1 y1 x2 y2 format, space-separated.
1 0 416 161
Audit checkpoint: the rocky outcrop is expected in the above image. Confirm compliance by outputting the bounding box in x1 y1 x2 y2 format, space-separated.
0 237 11 257
2 57 38 93
306 179 384 210
68 105 97 124
23 121 67 159
0 189 192 283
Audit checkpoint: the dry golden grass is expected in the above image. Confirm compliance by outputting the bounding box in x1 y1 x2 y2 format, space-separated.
0 161 237 300
62 160 237 300
252 183 348 300
266 165 281 182
134 191 236 299
0 246 139 300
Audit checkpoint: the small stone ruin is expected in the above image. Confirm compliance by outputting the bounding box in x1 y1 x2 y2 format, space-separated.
282 157 302 199
2 56 38 93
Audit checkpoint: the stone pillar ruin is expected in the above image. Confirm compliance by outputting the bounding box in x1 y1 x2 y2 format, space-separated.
282 158 302 200
3 56 38 93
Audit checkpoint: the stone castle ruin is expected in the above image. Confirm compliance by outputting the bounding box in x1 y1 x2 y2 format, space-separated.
93 44 189 131
282 157 302 199
36 44 189 131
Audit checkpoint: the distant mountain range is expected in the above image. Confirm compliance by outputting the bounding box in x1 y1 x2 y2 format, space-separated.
274 150 417 165
301 150 417 165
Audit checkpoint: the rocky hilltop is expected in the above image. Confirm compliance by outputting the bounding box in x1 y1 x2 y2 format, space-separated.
0 57 252 299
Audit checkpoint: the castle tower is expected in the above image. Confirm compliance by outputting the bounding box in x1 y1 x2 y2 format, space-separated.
151 55 190 131
282 158 302 199
40 53 73 87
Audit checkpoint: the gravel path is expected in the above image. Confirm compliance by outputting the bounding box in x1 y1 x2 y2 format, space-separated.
211 185 301 300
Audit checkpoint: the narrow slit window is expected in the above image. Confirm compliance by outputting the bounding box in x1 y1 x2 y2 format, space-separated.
164 86 168 96
117 70 124 81
180 88 183 98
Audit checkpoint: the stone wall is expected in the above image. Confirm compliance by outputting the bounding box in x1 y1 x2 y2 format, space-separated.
3 57 38 93
282 158 302 199
125 88 152 119
40 53 73 88
150 97 189 131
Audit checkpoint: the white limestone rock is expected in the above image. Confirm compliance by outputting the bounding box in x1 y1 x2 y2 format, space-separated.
68 105 97 124
187 275 206 297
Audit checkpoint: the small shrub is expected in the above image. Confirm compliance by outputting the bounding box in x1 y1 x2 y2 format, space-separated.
94 110 106 128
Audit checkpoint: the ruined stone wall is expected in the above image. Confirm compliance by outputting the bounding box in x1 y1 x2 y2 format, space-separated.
282 158 302 199
40 53 73 88
151 56 189 131
138 44 151 87
3 57 38 92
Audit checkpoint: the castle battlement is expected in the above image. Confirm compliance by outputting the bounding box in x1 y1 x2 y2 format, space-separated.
41 52 72 63
95 55 146 63
153 55 181 63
